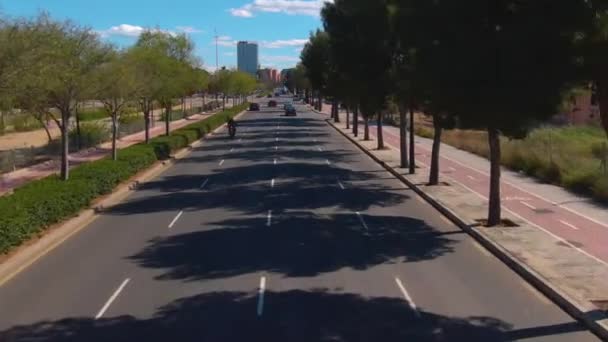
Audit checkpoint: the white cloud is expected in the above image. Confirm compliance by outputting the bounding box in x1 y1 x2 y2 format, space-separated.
261 39 308 49
260 54 299 68
176 26 204 34
98 24 203 38
229 8 254 17
261 55 299 63
229 0 332 18
98 24 147 38
215 35 238 47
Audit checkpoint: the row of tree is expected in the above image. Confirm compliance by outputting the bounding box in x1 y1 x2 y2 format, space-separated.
0 14 257 181
298 0 608 226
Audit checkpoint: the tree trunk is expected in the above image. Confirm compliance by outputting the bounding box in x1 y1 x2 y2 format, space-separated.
181 97 186 117
399 106 408 169
318 95 323 112
0 110 5 134
165 105 171 136
37 113 53 143
409 105 416 174
429 112 443 185
60 111 69 180
202 94 206 111
487 126 502 226
364 117 370 141
597 78 608 139
333 99 340 123
75 107 82 151
222 96 226 111
377 112 384 149
144 109 151 144
353 106 359 137
346 107 350 130
111 114 118 161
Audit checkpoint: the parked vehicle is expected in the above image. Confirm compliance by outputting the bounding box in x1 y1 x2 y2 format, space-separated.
249 103 260 111
268 100 278 107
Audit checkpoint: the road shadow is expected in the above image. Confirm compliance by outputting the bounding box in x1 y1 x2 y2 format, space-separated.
128 212 454 280
110 162 407 215
0 289 588 342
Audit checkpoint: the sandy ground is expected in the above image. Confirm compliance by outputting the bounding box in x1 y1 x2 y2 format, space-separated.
0 97 218 151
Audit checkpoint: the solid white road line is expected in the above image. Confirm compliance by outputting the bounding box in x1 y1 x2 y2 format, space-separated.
337 180 345 190
356 212 369 230
394 277 420 317
271 179 275 188
200 178 209 189
168 211 184 229
219 159 225 166
559 220 580 231
95 278 130 319
467 175 477 181
267 210 272 227
257 276 266 317
520 201 537 210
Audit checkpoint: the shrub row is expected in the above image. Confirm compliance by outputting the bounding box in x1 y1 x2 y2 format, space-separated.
0 103 248 255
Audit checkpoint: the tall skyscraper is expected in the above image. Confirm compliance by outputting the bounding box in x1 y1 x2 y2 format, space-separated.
237 41 259 76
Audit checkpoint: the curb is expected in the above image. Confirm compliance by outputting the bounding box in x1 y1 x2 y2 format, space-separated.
0 109 248 287
326 118 608 341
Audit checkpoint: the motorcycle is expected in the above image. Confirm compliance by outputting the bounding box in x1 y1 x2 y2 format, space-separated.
228 122 236 139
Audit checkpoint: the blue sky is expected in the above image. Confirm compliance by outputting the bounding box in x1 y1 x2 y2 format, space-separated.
0 0 329 71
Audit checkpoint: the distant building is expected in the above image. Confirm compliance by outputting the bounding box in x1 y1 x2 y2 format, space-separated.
258 68 280 84
237 41 259 76
270 69 279 83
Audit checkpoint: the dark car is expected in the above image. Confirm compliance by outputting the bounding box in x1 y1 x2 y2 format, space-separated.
268 100 278 107
285 104 296 116
267 94 272 98
249 103 260 111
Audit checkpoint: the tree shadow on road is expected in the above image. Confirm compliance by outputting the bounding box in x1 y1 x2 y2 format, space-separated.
112 162 406 215
0 289 588 342
128 212 455 280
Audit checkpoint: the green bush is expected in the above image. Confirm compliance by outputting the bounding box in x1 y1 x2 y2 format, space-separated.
0 103 248 254
160 111 185 122
69 121 110 150
13 114 43 132
77 109 107 122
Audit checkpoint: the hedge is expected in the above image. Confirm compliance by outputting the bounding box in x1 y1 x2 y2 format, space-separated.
0 103 248 254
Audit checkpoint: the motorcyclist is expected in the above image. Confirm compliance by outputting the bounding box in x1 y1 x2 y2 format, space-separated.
227 118 237 137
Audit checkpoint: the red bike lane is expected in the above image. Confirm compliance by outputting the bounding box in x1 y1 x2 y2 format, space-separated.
367 124 608 266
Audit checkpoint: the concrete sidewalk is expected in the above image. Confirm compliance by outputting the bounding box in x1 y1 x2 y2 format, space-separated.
0 105 227 196
326 110 608 339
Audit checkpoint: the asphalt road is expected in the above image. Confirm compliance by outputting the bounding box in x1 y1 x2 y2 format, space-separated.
0 97 600 341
